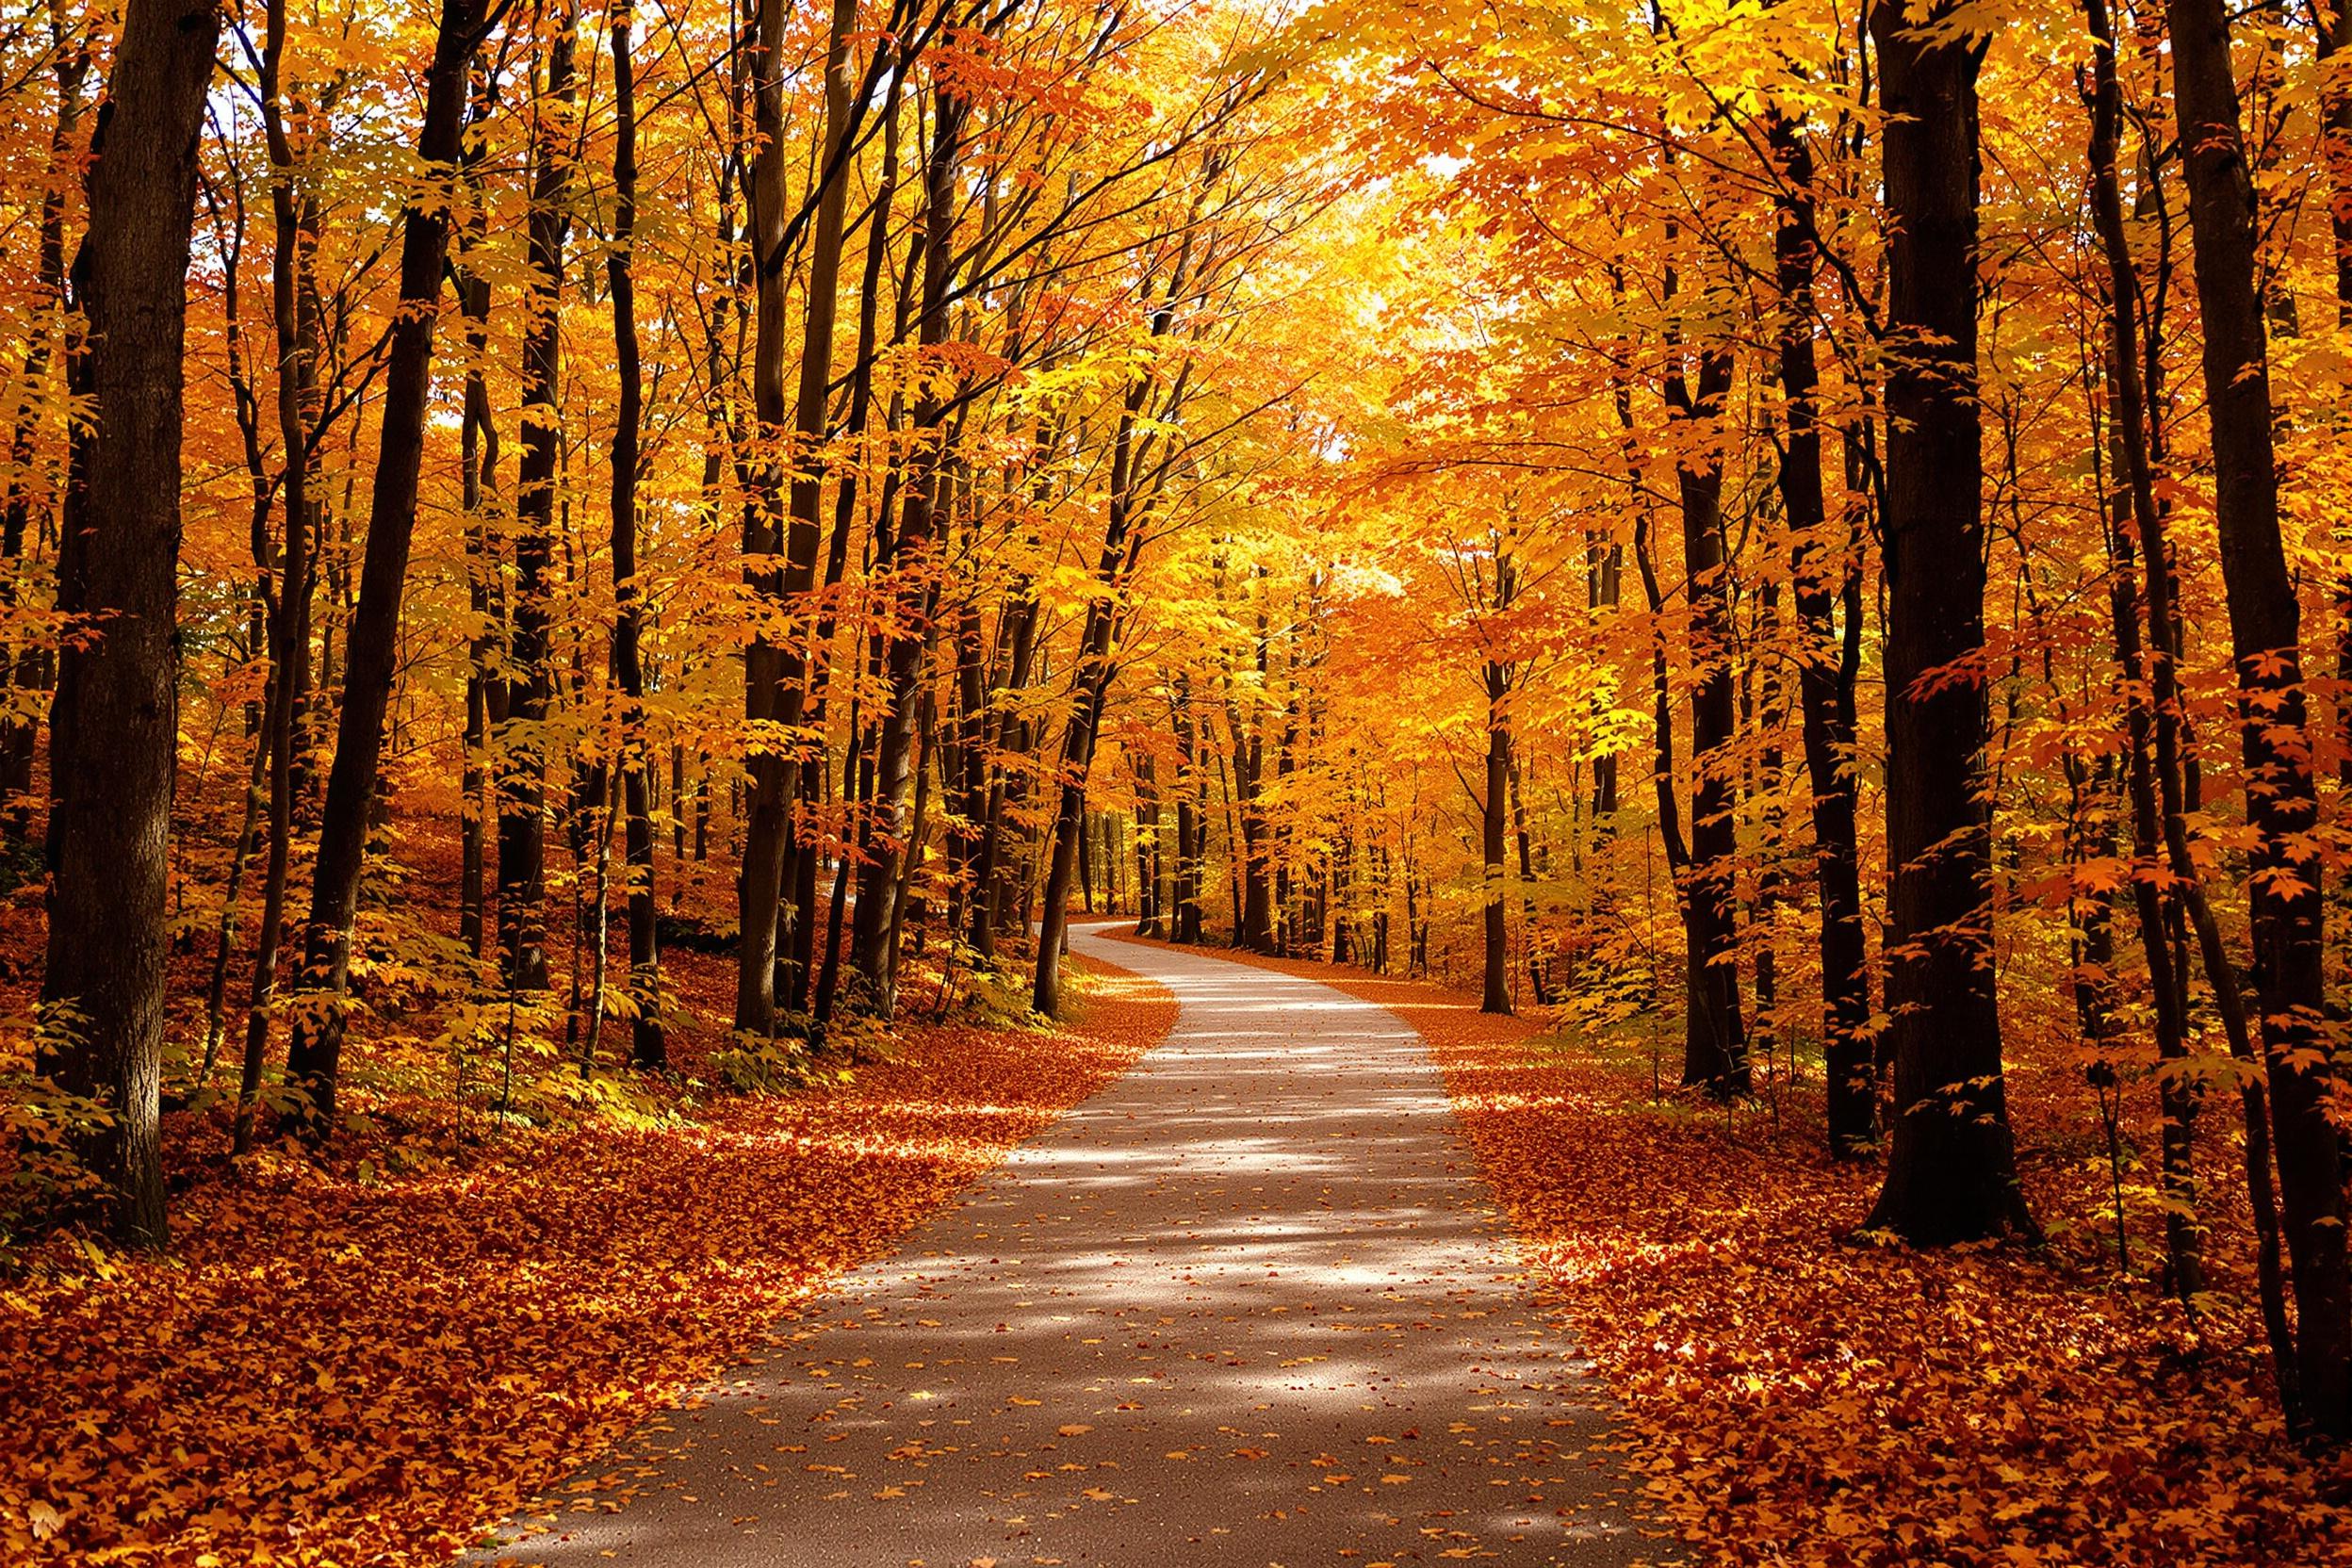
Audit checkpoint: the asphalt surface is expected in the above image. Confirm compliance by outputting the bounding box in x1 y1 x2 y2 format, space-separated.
474 922 1664 1566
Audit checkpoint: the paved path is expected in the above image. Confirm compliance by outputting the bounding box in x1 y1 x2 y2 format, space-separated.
479 923 1658 1566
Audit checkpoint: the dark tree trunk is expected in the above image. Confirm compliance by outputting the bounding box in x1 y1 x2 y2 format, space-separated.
1236 733 1272 951
855 85 968 1015
742 0 866 1031
498 2 580 996
1771 111 1875 1154
2168 0 2350 1436
2083 0 2208 1306
1863 0 2034 1244
968 594 1038 964
39 0 220 1247
608 8 662 1068
1480 663 1511 1015
455 63 502 964
284 0 485 1122
1135 757 1165 938
1033 371 1157 1015
1671 350 1746 1094
1172 682 1205 942
234 0 324 1154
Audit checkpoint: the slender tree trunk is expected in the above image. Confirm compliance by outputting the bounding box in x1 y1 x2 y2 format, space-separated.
971 593 1040 961
737 0 866 1033
1864 0 2034 1243
498 0 580 995
39 0 220 1246
1480 662 1511 1015
1509 753 1546 1004
1771 110 1875 1153
795 62 903 1009
2 35 87 836
2082 0 2207 1301
1034 341 1172 1012
1672 350 1746 1093
856 86 972 1012
284 0 486 1122
456 63 502 964
607 3 662 1067
233 0 325 1152
2168 0 2350 1435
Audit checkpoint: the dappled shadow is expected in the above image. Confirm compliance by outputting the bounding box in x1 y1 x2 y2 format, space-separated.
473 923 1667 1567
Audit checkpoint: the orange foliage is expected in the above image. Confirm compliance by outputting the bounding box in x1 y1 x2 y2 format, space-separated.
0 960 1172 1565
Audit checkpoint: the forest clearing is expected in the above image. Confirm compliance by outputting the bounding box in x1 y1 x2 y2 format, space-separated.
6 0 2352 1561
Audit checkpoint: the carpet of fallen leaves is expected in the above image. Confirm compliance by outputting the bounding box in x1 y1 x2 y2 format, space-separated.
1159 939 2352 1568
0 958 1174 1566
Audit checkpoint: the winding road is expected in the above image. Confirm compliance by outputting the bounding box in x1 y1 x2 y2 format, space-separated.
478 922 1658 1566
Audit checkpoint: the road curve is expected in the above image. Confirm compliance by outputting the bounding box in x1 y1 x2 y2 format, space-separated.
475 922 1659 1567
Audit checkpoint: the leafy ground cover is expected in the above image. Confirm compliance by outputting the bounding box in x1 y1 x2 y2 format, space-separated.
1148 937 2352 1568
0 951 1173 1565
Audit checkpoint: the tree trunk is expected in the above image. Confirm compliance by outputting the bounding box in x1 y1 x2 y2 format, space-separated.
1771 110 1875 1154
1480 663 1511 1015
284 0 485 1122
856 83 970 1013
607 4 662 1068
234 0 325 1153
498 0 580 996
455 61 503 965
737 0 867 1033
1864 0 2034 1244
2168 0 2350 1435
2082 0 2207 1302
38 0 220 1246
2 38 87 837
1672 350 1746 1094
1035 356 1164 1014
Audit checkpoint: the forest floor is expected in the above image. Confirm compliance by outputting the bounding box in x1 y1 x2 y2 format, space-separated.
1155 936 2352 1567
0 920 1175 1566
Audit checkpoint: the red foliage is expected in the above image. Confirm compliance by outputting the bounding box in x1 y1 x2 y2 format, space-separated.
1167 940 2352 1568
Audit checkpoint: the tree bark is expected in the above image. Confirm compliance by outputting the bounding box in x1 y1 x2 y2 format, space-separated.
736 0 871 1033
39 0 220 1246
2 33 87 836
1863 0 2033 1243
607 3 662 1067
455 60 503 964
284 0 486 1122
1033 372 1158 1016
1480 661 1511 1016
2168 0 2350 1435
234 0 325 1153
854 78 972 1014
1671 348 1745 1093
1770 110 1874 1153
498 0 580 996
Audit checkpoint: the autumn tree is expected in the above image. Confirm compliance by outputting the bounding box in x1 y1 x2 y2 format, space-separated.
39 0 221 1245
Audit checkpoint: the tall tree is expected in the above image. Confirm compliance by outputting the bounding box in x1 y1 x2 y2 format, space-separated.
1667 344 1745 1094
235 0 328 1154
737 0 869 1034
2166 0 2351 1436
1862 0 2033 1243
1769 108 1874 1155
854 69 972 1014
606 0 662 1067
284 0 491 1123
40 0 220 1246
498 0 580 995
